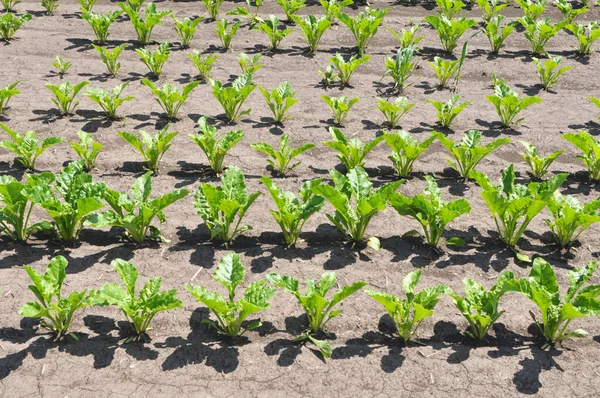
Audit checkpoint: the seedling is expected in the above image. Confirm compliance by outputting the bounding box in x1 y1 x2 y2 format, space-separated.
562 130 600 181
85 82 135 120
93 44 126 77
428 95 473 128
189 116 244 174
329 53 370 85
533 56 573 91
142 79 201 120
376 97 414 128
320 0 353 24
252 134 314 176
485 14 517 54
516 0 546 20
69 130 103 172
338 7 389 55
277 0 306 21
293 14 331 52
1 0 21 13
202 0 224 20
40 0 58 15
136 41 171 77
383 47 418 92
519 17 566 56
486 81 542 127
566 22 600 55
238 53 263 75
424 15 476 54
545 192 600 248
209 74 256 122
215 19 242 50
386 24 423 51
51 56 72 77
187 51 218 81
322 126 383 170
476 0 508 23
321 95 359 125
172 15 203 48
118 125 179 173
227 0 263 28
119 2 172 46
384 130 436 177
519 141 563 180
81 10 123 44
435 0 466 19
45 80 90 116
259 81 298 124
78 0 96 12
254 15 294 50
0 80 21 114
0 123 63 170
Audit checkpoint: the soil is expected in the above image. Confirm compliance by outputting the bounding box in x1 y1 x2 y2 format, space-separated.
1 0 600 397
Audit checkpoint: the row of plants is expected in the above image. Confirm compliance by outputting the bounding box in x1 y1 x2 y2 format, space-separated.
18 253 600 357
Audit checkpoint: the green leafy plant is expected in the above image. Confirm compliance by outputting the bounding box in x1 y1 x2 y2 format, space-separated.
545 192 600 248
435 0 466 19
172 15 202 48
202 0 224 20
384 130 436 178
194 166 260 246
122 0 146 13
386 24 423 51
388 175 471 247
486 81 542 127
434 130 509 179
40 0 58 15
383 47 418 92
187 51 218 81
51 56 71 77
519 17 566 56
238 53 263 74
85 82 134 120
503 258 600 349
428 95 473 128
476 0 508 23
0 123 63 170
1 0 21 13
189 116 244 174
93 172 188 243
78 0 96 12
136 41 171 77
215 19 242 50
209 74 256 122
119 2 172 46
252 134 314 176
260 177 324 246
258 81 298 124
81 10 122 44
277 0 305 22
0 174 54 242
591 97 600 119
254 15 294 50
533 56 573 91
227 0 263 27
484 14 517 54
293 14 331 52
366 269 449 342
428 41 469 88
516 0 546 20
26 161 106 241
0 80 20 114
520 141 563 180
92 43 126 77
376 97 414 128
565 22 600 56
19 256 96 340
451 272 515 340
118 125 178 173
321 95 359 126
94 259 183 340
69 130 103 172
338 7 389 55
267 272 366 357
320 0 353 24
424 15 476 53
142 79 200 120
471 164 567 248
317 65 337 87
554 0 587 23
322 126 383 170
562 130 600 181
186 253 276 337
314 166 402 248
328 53 370 85
45 80 90 116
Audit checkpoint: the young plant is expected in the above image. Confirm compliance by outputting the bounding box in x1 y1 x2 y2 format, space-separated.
209 74 256 122
118 125 179 173
389 175 471 248
227 0 263 28
424 15 476 54
252 134 315 176
366 269 449 342
189 116 244 174
0 80 20 114
93 172 188 243
1 0 20 13
254 15 294 50
428 95 473 128
266 271 366 357
215 18 242 50
329 53 370 86
142 79 201 120
486 81 542 127
94 259 183 340
533 56 573 91
485 14 517 54
172 15 203 48
69 130 103 172
386 24 423 51
27 161 106 241
320 0 353 24
293 14 331 52
516 0 546 20
194 166 260 246
322 126 383 170
237 53 263 74
122 0 146 13
186 253 276 337
258 81 298 123
19 256 97 340
0 123 63 170
119 2 172 46
277 0 305 21
0 13 30 41
519 17 566 56
520 141 564 180
383 47 418 92
562 130 600 181
545 192 600 248
78 0 96 12
314 166 402 248
376 97 414 128
503 258 600 349
321 95 359 126
202 0 224 20
435 0 466 19
51 56 71 77
476 0 508 23
260 177 325 246
40 0 58 15
0 174 54 242
317 65 337 87
384 130 436 177
136 41 171 77
81 10 123 44
85 82 134 120
92 43 126 77
592 97 600 119
451 272 516 340
471 164 567 247
565 22 600 56
187 51 218 81
338 7 389 55
45 80 90 116
554 0 587 23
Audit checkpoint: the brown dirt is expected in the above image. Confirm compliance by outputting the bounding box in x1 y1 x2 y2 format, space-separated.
1 0 600 397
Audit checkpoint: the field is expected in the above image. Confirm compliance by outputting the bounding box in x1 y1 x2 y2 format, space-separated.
1 0 600 396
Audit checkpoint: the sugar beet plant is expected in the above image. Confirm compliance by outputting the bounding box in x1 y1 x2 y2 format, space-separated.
322 127 383 170
215 19 241 50
328 53 370 86
377 97 414 128
1 0 20 13
142 79 200 120
81 10 123 44
320 0 353 24
383 47 418 92
476 0 508 23
186 253 277 337
0 12 31 41
85 82 135 120
322 96 359 126
486 81 542 127
172 16 203 48
0 81 20 114
40 0 58 14
533 56 573 91
51 56 71 77
209 74 256 122
424 15 476 54
136 42 171 77
252 134 314 176
267 272 366 358
258 81 298 124
238 53 263 75
277 0 306 21
45 81 90 116
293 14 331 52
118 125 179 173
187 52 218 82
93 44 126 77
254 16 294 50
485 15 517 54
520 141 564 180
79 0 97 13
387 24 423 51
70 131 103 172
119 2 172 46
566 22 600 56
202 0 224 20
428 95 472 128
519 17 566 56
384 130 435 178
562 130 600 181
227 0 263 27
435 0 466 19
545 192 600 249
0 123 63 170
189 116 244 174
338 7 389 55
